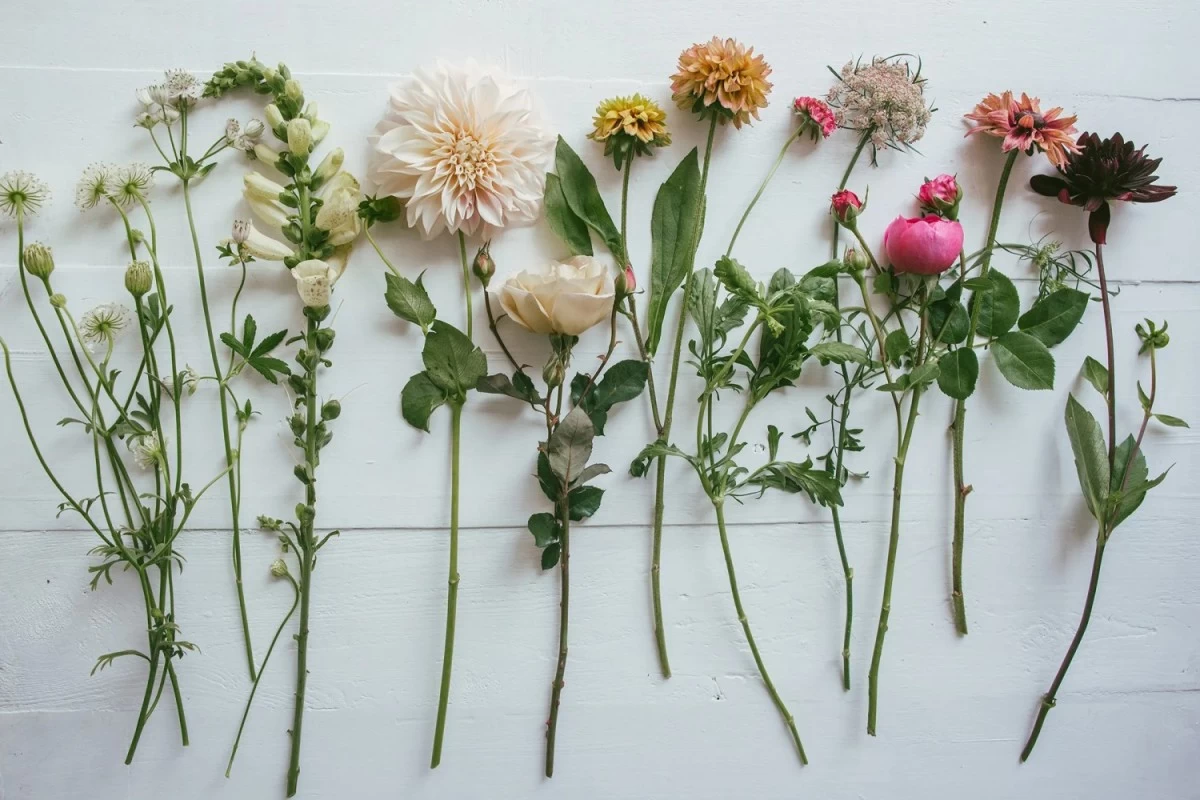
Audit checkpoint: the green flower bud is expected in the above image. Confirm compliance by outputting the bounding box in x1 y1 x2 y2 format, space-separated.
50 293 67 309
22 242 55 279
269 559 290 578
124 260 153 296
283 79 304 104
472 245 495 286
286 118 313 156
543 357 566 389
321 399 342 420
312 148 344 188
314 328 336 352
1135 319 1170 353
843 246 869 274
264 103 285 132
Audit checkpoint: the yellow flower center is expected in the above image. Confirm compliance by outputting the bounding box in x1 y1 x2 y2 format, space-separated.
444 130 496 191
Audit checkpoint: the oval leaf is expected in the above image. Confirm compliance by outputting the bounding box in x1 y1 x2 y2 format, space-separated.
645 149 703 353
1064 394 1109 521
543 172 593 256
992 331 1054 390
1018 288 1088 347
554 136 622 256
970 270 1020 337
937 348 979 400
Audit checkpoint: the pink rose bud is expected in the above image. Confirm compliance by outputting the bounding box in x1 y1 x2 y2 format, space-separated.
918 174 963 220
883 215 964 275
830 190 863 226
615 264 637 297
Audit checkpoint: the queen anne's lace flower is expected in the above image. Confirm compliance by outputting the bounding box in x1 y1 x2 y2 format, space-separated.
826 57 932 156
368 61 554 239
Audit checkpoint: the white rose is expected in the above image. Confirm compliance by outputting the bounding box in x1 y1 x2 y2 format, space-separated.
493 256 615 336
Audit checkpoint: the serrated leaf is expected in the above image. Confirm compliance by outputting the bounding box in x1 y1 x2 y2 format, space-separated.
928 299 969 345
1018 288 1088 347
476 371 542 405
384 271 437 332
1064 394 1109 521
241 314 258 351
400 371 446 432
250 327 288 360
993 331 1055 390
422 321 487 399
548 406 594 484
543 172 593 256
808 342 869 365
937 348 979 400
884 329 910 364
567 485 604 520
573 359 649 434
554 136 622 256
645 148 703 353
970 270 1020 337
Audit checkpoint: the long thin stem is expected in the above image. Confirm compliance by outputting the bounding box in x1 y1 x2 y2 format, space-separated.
286 317 320 798
458 231 473 340
650 115 718 679
430 402 463 768
544 476 571 777
1020 241 1117 761
183 181 255 680
950 148 1019 635
726 127 801 258
714 501 807 764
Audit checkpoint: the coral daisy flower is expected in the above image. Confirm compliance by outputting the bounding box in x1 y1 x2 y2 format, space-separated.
964 91 1079 168
368 61 554 239
671 37 772 128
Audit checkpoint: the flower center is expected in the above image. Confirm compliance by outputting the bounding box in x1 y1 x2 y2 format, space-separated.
1017 111 1046 130
446 130 495 191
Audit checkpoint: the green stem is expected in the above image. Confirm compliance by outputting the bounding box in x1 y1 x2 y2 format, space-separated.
727 127 801 258
430 402 463 768
650 115 718 679
830 133 871 259
544 482 571 777
286 317 320 798
714 501 807 764
458 231 473 341
183 181 255 681
951 148 1019 636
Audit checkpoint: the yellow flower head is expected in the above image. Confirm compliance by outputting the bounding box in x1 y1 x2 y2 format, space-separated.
588 94 671 168
671 37 772 128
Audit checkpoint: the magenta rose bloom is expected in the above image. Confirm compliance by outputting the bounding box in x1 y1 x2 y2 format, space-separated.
918 174 962 219
883 215 964 275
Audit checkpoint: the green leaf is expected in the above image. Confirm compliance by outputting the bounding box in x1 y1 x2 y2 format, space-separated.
527 512 560 548
400 371 447 432
928 299 969 345
422 321 487 399
573 359 649 434
543 172 593 256
645 149 703 353
937 348 979 400
1108 436 1148 531
1082 356 1109 396
1137 381 1151 411
907 361 940 391
567 485 604 520
992 331 1055 390
1154 413 1189 428
572 463 611 487
713 256 758 302
537 451 561 501
476 371 542 405
1064 394 1110 521
970 270 1020 337
808 342 869 365
749 459 843 507
241 314 258 351
766 425 782 461
249 327 287 360
1018 288 1088 347
548 406 595 483
554 136 622 256
541 542 561 570
384 271 437 333
884 329 911 364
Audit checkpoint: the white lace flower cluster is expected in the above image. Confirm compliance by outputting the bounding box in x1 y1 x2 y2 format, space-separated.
134 68 204 128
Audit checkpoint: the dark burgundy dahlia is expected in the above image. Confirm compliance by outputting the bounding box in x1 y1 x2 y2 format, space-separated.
1030 132 1177 244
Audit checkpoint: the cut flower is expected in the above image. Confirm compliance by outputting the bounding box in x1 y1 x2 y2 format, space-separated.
671 37 772 128
965 91 1078 168
588 94 671 168
494 256 615 336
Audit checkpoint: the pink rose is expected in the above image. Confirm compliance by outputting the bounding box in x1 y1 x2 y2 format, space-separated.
883 215 964 275
918 174 962 219
830 189 863 225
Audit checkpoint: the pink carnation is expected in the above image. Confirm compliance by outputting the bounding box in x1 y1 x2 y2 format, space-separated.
883 215 964 275
793 96 837 138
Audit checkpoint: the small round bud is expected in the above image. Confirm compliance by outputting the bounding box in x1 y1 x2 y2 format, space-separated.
472 245 495 286
124 260 154 296
23 242 55 279
615 264 637 298
243 118 266 141
269 559 290 578
842 247 869 273
321 399 342 420
830 189 864 227
543 358 566 389
314 328 336 352
49 293 67 309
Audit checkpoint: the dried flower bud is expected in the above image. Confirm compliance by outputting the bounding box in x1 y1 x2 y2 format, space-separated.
472 245 495 286
286 118 313 156
22 242 55 279
269 559 290 578
124 260 154 296
243 118 265 141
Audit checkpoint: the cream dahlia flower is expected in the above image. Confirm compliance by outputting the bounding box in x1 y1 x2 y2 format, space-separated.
493 256 615 336
368 61 554 239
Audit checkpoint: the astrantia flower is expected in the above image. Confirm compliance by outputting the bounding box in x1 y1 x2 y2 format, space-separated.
75 163 116 211
588 94 671 168
826 57 932 158
792 96 837 140
163 69 202 108
368 61 554 239
79 303 130 347
128 432 165 470
671 37 772 128
965 91 1078 168
1030 132 1177 244
0 171 51 218
109 163 154 206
